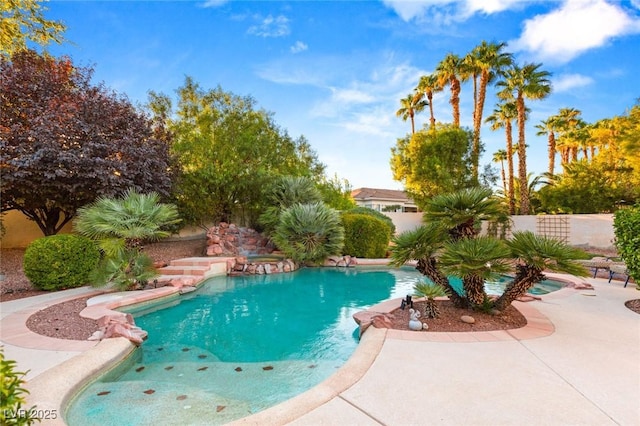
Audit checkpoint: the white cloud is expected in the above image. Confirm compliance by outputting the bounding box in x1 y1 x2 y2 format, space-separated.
511 0 640 63
381 0 521 22
248 14 290 38
290 41 308 54
201 0 228 8
553 73 594 92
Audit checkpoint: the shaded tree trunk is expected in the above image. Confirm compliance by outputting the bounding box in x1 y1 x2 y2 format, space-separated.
463 274 487 306
505 121 516 215
493 265 546 311
516 96 530 214
547 132 556 176
416 257 468 308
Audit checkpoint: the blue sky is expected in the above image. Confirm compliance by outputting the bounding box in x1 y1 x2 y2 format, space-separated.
44 0 640 190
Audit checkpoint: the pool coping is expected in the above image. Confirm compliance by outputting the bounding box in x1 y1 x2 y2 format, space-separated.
14 264 591 425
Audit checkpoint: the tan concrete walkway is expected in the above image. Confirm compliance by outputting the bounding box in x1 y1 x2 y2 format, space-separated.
1 276 639 425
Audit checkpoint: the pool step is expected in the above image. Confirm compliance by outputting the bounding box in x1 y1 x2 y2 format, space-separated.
170 257 232 267
159 265 211 276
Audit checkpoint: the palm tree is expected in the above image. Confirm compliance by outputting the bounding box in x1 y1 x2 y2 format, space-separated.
535 116 560 176
497 63 552 214
492 149 508 195
413 282 448 318
396 93 428 134
486 101 519 214
414 74 442 129
436 53 466 127
554 107 585 165
439 236 512 306
75 189 181 290
465 41 513 181
272 202 344 265
493 231 587 311
390 223 468 308
423 187 505 241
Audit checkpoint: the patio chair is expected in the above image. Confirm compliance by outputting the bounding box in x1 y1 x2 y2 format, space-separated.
576 257 613 278
608 263 632 288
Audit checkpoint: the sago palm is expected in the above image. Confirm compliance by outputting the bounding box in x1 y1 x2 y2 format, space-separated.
438 236 512 306
414 282 448 318
389 223 467 307
493 231 588 311
75 189 181 290
423 187 505 240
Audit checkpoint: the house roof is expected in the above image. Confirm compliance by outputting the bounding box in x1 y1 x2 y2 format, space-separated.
351 187 413 203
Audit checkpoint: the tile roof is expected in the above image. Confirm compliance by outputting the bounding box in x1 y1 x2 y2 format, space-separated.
351 187 412 202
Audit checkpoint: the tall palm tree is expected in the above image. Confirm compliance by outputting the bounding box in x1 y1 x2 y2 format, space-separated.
414 74 442 129
554 107 585 165
436 53 466 127
465 41 513 181
492 149 508 195
535 116 560 176
493 231 587 311
497 63 552 215
396 93 428 134
485 101 519 214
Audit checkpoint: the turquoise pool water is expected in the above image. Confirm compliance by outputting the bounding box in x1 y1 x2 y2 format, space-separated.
66 267 563 425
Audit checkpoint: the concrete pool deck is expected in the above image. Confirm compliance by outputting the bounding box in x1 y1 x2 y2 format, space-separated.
1 273 639 425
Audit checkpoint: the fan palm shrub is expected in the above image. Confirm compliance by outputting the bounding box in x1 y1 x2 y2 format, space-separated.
75 189 181 290
439 236 512 306
493 231 587 310
259 176 322 235
272 202 344 265
414 282 448 318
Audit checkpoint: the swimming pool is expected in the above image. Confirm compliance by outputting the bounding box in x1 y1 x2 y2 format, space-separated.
66 267 563 425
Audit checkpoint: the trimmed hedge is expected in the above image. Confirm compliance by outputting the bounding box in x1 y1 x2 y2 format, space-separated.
342 213 391 258
345 207 395 236
24 234 100 291
613 205 640 288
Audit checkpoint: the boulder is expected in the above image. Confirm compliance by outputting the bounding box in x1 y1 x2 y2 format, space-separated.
461 315 475 324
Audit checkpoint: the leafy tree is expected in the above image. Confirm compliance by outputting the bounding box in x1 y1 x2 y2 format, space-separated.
1 0 65 57
75 190 181 291
316 174 356 211
497 62 552 214
341 213 390 258
148 77 325 228
344 206 395 236
272 202 344 265
0 50 173 235
390 124 475 208
537 158 638 213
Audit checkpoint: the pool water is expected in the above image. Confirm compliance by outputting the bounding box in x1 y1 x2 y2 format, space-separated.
66 267 562 425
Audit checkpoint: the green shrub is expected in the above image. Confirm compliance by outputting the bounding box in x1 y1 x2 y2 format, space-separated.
345 207 395 236
23 234 100 291
1 348 39 425
613 205 640 288
341 213 391 258
273 202 344 265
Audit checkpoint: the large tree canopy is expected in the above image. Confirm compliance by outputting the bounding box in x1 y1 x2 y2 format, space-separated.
1 0 66 57
390 124 475 208
148 77 325 227
0 50 173 235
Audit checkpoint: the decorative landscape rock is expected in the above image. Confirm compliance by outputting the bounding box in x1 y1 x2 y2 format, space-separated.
323 255 358 267
206 222 274 257
460 315 476 324
90 313 148 345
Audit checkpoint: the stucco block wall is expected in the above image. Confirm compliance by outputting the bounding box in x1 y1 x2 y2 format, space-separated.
0 210 74 249
382 212 424 235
